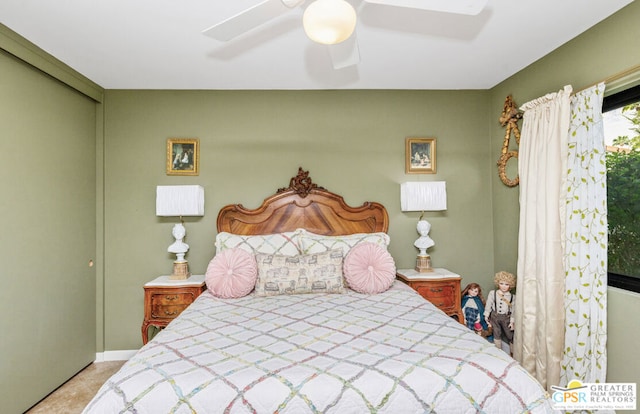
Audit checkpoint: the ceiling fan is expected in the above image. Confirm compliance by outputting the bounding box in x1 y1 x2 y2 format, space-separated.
202 0 488 69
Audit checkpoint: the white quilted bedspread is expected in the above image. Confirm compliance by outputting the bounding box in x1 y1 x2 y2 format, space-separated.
84 282 553 413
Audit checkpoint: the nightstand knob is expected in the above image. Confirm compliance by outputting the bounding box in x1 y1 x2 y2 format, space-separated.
430 288 443 293
164 310 179 316
165 295 179 301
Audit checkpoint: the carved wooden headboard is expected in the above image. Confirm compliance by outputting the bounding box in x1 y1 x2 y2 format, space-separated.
216 168 389 236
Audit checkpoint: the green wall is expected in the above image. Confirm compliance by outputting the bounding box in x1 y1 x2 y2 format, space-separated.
491 1 640 273
102 89 494 349
489 0 640 396
3 1 640 409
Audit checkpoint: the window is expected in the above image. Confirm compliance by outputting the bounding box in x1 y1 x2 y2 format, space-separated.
603 84 640 293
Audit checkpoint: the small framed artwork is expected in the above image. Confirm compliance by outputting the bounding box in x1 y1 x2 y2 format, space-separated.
405 137 436 174
166 138 199 176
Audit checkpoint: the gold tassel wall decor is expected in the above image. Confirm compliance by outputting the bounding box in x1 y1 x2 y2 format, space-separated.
497 95 522 187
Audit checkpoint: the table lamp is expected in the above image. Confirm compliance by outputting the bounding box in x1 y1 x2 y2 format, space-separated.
156 185 205 280
400 181 447 272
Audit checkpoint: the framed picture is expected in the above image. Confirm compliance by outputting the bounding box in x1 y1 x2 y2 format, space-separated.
405 137 436 174
166 138 199 176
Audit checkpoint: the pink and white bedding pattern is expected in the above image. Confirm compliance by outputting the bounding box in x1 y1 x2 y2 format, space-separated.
84 283 553 413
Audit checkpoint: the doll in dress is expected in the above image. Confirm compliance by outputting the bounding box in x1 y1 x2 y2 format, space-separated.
461 283 491 337
484 271 516 352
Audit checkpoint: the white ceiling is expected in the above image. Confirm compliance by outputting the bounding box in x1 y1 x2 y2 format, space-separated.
0 0 633 90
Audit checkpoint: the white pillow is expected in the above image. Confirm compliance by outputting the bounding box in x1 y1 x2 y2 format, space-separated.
215 230 302 256
297 229 390 255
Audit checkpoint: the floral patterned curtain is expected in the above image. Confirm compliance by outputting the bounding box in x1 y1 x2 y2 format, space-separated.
561 83 608 385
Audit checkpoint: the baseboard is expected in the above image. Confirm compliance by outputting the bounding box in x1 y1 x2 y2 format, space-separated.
95 350 138 362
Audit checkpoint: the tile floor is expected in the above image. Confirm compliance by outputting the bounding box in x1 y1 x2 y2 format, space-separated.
25 361 125 414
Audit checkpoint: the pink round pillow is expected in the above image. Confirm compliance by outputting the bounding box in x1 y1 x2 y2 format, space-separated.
206 248 258 298
343 242 396 294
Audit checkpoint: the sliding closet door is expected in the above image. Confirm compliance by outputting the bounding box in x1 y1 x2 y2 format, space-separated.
0 50 96 413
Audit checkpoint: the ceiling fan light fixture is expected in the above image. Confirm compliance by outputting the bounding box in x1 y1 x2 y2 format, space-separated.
303 0 357 45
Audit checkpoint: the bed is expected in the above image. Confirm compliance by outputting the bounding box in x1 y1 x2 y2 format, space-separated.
84 169 553 413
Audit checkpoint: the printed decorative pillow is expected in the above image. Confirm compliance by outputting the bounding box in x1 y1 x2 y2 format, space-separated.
343 242 396 294
205 248 258 298
297 229 391 255
254 249 344 296
215 230 302 256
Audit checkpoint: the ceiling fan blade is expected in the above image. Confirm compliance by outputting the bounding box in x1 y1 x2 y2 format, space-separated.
328 35 360 69
202 0 303 41
363 0 487 15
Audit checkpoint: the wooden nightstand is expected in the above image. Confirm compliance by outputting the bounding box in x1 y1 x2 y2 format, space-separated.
396 268 463 322
141 274 206 344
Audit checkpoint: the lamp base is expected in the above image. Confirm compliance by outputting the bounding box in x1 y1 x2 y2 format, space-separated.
415 255 433 273
170 261 190 280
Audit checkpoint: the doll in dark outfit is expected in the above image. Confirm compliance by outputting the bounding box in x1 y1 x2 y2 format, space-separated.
461 283 491 337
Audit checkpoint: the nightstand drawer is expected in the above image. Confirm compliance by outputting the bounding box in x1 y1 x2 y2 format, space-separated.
414 284 457 299
150 302 191 320
415 286 456 308
151 292 197 307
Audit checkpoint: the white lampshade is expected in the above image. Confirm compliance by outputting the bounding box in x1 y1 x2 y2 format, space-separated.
156 185 205 217
303 0 357 45
400 181 447 212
